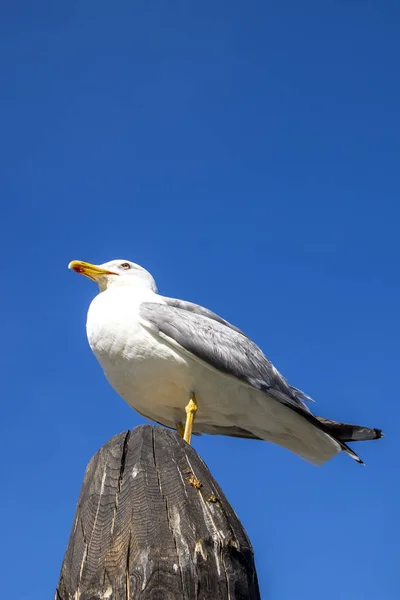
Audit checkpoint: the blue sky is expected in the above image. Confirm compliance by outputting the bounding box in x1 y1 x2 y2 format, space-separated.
1 1 398 598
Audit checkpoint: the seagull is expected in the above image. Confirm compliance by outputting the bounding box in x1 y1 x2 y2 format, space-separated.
69 259 383 465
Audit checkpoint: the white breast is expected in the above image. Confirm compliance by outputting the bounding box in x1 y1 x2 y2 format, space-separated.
86 287 194 425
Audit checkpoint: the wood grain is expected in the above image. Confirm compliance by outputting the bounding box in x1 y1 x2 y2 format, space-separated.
56 425 260 599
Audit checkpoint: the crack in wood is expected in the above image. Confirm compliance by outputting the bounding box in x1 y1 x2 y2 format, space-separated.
125 530 131 600
110 430 131 535
151 428 186 596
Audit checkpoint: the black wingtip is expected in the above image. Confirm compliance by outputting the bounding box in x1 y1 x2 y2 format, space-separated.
374 428 384 439
344 445 365 465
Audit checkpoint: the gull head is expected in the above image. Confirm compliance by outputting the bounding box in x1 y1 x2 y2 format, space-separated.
68 259 157 293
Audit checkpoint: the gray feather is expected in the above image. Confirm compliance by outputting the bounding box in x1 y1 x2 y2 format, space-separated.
162 299 313 403
141 301 309 413
161 296 247 336
140 301 383 464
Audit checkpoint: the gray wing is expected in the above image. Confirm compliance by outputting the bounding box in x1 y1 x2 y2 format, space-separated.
162 297 313 403
140 301 311 413
140 301 364 461
161 296 247 337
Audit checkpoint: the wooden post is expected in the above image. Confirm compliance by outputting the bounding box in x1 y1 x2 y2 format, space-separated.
56 424 261 599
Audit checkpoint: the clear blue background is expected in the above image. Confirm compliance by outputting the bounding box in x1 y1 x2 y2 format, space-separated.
1 1 398 598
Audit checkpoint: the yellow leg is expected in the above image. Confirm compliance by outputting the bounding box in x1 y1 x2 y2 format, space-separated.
176 422 184 438
183 393 198 444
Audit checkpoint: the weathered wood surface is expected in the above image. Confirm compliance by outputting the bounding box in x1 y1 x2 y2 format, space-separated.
56 424 260 599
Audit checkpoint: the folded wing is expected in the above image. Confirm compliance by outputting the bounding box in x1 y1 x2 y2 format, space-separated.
139 300 368 463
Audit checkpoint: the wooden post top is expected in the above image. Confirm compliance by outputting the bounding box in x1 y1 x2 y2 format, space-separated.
56 424 260 600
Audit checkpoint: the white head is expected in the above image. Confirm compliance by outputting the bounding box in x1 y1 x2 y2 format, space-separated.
68 259 157 293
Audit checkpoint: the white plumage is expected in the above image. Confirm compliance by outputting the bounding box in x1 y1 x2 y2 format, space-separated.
69 258 383 466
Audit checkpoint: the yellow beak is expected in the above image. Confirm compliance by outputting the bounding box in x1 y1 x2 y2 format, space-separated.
68 260 116 281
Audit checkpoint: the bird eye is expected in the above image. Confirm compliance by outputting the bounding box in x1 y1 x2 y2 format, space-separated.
120 262 131 270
